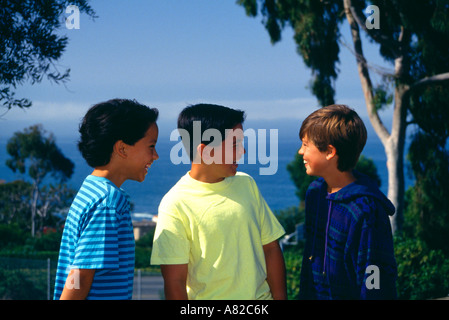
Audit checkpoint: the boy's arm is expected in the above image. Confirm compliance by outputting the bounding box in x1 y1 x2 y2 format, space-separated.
354 206 397 299
161 264 188 300
263 240 287 300
59 269 96 300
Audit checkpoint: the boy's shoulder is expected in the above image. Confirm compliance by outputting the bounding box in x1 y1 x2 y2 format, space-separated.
159 171 257 208
305 177 326 197
168 171 255 190
331 172 395 221
76 175 129 211
305 173 395 220
233 171 255 183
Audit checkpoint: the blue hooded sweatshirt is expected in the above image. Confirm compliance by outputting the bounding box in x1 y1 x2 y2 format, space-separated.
299 171 397 299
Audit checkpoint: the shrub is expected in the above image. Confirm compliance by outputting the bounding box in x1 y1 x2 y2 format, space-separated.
395 234 449 300
0 224 28 248
283 245 303 300
0 269 46 300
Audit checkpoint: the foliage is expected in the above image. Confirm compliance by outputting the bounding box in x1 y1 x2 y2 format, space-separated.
6 124 74 182
29 230 63 252
0 268 46 300
136 228 156 248
237 0 449 234
5 124 76 236
0 223 28 248
281 229 449 300
372 82 394 112
275 204 303 300
0 180 32 227
0 224 61 261
409 84 449 141
394 234 449 300
354 155 381 187
405 81 449 254
238 0 449 104
406 134 449 254
0 0 96 110
275 206 304 234
283 245 303 300
135 230 156 269
135 246 153 270
0 180 74 235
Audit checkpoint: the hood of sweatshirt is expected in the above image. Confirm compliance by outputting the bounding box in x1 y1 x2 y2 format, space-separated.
309 171 396 283
325 170 396 216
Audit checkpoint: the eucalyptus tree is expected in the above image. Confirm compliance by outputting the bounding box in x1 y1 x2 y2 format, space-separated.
0 0 95 112
6 124 75 236
237 0 449 232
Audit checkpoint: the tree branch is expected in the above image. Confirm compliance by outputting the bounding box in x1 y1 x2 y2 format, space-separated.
346 0 400 57
343 0 390 144
410 72 449 91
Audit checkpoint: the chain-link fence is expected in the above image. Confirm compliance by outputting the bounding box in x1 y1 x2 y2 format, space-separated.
0 257 55 300
0 257 163 300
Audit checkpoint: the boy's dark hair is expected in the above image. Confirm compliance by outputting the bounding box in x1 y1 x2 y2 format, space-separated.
177 103 246 161
299 104 367 172
78 98 159 167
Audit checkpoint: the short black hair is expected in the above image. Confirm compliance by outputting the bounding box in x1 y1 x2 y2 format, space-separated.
78 98 159 167
177 103 246 161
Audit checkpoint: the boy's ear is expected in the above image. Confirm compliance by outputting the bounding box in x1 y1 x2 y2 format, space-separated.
194 143 205 163
326 145 337 160
196 143 214 158
113 140 128 159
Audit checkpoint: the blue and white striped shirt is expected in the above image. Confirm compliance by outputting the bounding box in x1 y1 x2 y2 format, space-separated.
53 175 135 300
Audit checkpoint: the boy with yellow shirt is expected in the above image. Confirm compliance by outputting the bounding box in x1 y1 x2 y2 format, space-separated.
151 104 286 300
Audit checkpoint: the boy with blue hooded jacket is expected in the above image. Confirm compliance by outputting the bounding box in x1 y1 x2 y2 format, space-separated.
297 104 397 299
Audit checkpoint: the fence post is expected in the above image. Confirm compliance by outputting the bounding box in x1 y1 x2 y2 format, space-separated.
137 269 141 300
47 258 51 300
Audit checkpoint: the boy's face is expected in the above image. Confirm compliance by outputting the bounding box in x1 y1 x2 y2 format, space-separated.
202 123 245 182
125 122 159 182
298 135 330 177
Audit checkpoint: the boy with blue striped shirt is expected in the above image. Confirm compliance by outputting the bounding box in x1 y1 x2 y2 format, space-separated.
54 99 159 300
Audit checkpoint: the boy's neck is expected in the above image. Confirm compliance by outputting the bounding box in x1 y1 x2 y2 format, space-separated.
91 166 124 188
189 164 225 183
324 170 356 194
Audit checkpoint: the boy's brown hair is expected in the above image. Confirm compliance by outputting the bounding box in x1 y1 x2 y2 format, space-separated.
299 104 367 172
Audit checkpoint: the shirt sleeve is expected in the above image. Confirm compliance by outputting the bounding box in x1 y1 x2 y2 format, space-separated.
350 199 397 299
72 206 119 270
250 179 285 245
151 203 190 265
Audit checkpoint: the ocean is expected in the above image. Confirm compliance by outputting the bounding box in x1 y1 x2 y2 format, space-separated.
0 119 412 218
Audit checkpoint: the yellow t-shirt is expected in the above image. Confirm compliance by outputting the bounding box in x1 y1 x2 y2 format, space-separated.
151 171 285 300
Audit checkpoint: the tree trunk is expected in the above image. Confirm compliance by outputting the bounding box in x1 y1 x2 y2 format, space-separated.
385 83 408 233
31 183 38 237
344 0 405 233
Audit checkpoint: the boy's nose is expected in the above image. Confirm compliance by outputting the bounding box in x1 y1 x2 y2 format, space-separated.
154 149 159 160
298 146 304 155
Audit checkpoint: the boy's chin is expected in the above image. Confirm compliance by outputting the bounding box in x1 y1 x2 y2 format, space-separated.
132 174 148 183
219 164 239 179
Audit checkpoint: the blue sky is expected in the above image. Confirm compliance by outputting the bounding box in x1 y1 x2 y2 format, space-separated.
2 0 393 141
